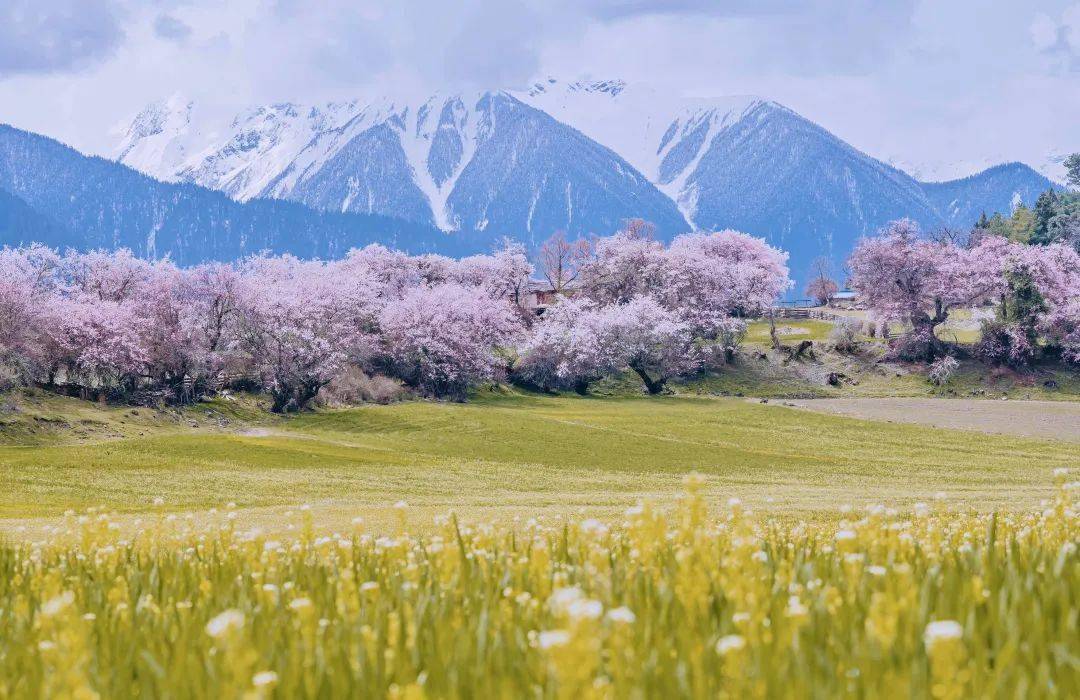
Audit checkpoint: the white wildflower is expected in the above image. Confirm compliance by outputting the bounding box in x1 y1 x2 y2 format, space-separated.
715 634 746 655
538 630 571 649
252 671 279 688
205 609 245 638
40 591 75 617
289 597 313 613
606 606 636 624
924 620 963 650
835 529 857 543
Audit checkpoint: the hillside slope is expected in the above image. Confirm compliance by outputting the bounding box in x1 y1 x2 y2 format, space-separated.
0 125 475 263
921 162 1061 229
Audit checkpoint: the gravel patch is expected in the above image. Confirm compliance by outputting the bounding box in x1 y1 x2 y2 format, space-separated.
783 398 1080 443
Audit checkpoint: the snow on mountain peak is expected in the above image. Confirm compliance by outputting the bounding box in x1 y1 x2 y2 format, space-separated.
110 79 1059 251
517 80 765 220
113 82 785 226
391 92 492 230
114 93 195 165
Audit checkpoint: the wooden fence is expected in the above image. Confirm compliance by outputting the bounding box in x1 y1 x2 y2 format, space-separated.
770 307 848 322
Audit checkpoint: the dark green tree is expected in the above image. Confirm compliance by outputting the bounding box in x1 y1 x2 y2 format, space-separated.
1030 189 1059 245
1065 153 1080 189
999 266 1046 339
986 212 1010 238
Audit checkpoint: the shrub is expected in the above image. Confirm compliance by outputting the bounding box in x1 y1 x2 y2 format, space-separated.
0 362 21 393
828 319 862 354
974 321 1034 368
715 318 747 364
888 326 939 362
318 367 405 406
927 355 959 385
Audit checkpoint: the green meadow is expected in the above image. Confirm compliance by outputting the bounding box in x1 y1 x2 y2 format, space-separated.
1 391 1074 530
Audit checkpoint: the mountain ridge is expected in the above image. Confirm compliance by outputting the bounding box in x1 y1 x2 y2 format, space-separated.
0 80 1062 294
0 124 482 265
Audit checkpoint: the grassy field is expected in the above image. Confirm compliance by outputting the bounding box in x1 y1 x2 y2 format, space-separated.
1 391 1075 532
676 318 1080 401
744 319 835 344
3 479 1076 698
1 390 1077 697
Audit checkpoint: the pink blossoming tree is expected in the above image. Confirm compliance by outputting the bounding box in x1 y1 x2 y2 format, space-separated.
379 283 523 400
848 220 1010 360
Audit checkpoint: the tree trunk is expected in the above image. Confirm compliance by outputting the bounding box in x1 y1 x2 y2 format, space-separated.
271 381 322 413
908 312 945 362
630 363 665 395
790 340 814 361
768 310 781 351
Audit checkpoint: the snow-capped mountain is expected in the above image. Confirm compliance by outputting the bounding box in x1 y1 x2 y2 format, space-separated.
884 150 1070 186
520 78 764 224
0 124 470 265
115 95 368 203
518 79 1057 282
114 89 688 242
111 80 1061 288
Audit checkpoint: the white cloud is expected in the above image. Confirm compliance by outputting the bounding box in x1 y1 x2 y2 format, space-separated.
153 14 193 42
1063 3 1080 50
0 0 124 76
0 0 1075 182
1031 13 1060 50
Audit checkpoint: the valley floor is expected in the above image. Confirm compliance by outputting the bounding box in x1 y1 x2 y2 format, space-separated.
1 390 1076 536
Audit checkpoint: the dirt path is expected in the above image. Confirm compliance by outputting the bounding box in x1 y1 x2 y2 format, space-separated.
782 398 1080 443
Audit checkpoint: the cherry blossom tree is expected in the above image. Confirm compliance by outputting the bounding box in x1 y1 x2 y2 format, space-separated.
0 226 803 405
0 245 60 384
337 245 427 303
514 298 619 395
379 283 523 400
133 262 210 397
662 230 790 333
849 219 1010 360
62 248 152 302
451 240 534 312
1009 242 1080 364
575 224 789 330
805 277 839 307
805 257 839 306
516 296 700 395
538 231 590 293
41 296 148 397
521 225 786 393
576 227 667 306
183 262 245 368
599 295 700 394
235 256 362 412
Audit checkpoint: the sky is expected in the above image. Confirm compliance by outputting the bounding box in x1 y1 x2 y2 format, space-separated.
0 0 1077 181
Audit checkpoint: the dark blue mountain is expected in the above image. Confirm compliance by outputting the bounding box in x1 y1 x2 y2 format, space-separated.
442 93 689 247
0 186 62 244
677 102 944 288
920 162 1061 229
0 124 478 264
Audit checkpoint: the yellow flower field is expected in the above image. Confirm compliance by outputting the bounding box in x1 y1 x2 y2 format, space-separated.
1 472 1077 699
